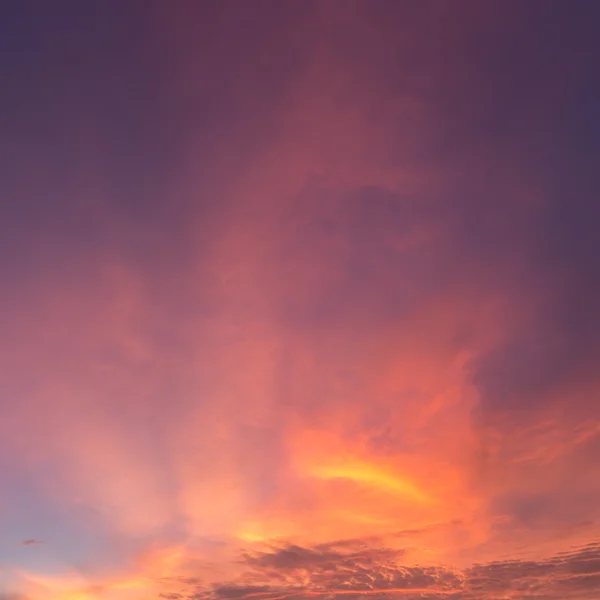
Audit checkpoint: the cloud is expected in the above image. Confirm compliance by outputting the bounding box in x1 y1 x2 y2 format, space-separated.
21 539 43 546
1 2 600 599
165 540 600 600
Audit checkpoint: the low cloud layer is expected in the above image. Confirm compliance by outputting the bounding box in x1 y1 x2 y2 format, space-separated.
160 540 600 600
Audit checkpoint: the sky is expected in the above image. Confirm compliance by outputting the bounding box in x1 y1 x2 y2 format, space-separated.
1 1 600 599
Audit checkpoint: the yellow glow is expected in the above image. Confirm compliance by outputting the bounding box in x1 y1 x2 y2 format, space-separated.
236 519 295 543
309 459 432 504
111 577 149 590
237 531 269 543
338 510 391 525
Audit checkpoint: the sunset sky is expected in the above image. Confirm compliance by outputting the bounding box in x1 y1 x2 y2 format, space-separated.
2 2 600 599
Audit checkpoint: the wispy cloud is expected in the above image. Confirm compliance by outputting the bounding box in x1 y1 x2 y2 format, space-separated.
20 540 43 546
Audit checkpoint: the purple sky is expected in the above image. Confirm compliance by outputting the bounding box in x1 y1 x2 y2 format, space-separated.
2 2 600 599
